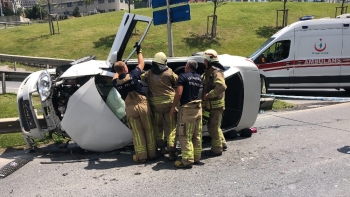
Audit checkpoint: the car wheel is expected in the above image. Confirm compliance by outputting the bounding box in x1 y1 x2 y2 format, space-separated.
240 128 252 138
225 130 238 139
260 76 267 94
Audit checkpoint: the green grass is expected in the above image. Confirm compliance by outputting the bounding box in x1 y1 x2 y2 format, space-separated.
0 93 41 118
0 132 66 149
0 2 344 60
272 99 294 110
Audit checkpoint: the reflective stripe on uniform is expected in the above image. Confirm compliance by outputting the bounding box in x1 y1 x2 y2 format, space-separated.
182 123 194 159
146 114 156 149
149 95 174 105
129 117 146 153
215 79 225 85
208 91 216 98
168 113 176 147
205 97 225 109
154 113 163 141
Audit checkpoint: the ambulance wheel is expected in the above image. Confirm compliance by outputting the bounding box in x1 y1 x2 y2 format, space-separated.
240 129 252 138
260 76 267 94
225 130 238 139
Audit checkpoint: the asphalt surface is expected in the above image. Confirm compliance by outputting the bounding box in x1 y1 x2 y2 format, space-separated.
0 102 350 196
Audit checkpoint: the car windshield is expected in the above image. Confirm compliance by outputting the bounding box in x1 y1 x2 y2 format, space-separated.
248 37 275 58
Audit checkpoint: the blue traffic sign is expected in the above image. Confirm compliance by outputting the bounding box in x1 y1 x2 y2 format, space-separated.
152 0 189 9
153 4 191 26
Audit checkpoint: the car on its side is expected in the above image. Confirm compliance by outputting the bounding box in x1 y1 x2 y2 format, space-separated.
17 13 261 152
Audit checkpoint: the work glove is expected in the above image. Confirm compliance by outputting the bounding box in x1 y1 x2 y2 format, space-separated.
134 42 142 54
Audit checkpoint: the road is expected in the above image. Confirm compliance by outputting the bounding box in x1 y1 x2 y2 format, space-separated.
0 81 21 94
0 102 349 196
268 88 350 105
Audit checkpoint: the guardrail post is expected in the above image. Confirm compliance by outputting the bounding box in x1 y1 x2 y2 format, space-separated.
1 73 6 94
14 61 17 71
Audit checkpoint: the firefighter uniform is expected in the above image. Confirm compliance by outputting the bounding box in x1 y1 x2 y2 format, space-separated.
202 49 227 155
171 60 202 168
141 52 178 159
113 66 157 162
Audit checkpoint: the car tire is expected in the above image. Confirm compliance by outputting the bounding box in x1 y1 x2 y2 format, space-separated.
240 128 252 138
225 130 238 139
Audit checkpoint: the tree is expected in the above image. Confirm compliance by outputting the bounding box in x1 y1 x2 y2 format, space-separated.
73 6 81 17
16 7 24 16
37 0 61 35
210 0 226 38
24 5 45 19
84 0 93 16
3 7 14 16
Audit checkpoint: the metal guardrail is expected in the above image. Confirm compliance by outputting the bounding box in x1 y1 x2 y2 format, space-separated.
0 53 74 94
0 71 32 94
0 53 74 67
0 21 32 29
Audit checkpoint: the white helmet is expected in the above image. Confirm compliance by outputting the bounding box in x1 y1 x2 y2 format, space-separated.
203 49 219 62
153 52 167 65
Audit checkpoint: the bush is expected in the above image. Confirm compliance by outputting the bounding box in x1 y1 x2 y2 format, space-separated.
73 7 81 17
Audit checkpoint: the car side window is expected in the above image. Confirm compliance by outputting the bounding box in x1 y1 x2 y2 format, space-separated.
261 40 291 63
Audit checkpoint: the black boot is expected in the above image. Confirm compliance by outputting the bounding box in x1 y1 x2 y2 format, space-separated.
204 150 222 157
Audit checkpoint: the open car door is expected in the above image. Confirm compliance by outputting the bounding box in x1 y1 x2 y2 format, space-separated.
60 13 153 79
107 13 153 67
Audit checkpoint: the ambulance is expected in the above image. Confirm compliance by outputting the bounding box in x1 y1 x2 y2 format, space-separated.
248 17 350 93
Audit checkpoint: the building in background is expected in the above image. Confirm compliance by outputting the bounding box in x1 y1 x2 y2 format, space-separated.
21 0 36 8
41 0 133 17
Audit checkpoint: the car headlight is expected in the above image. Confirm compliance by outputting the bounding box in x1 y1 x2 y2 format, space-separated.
37 71 52 101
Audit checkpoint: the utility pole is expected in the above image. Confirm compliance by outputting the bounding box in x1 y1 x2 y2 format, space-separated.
166 0 174 57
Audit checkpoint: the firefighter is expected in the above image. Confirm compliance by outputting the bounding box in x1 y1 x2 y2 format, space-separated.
202 49 227 157
141 52 178 161
170 60 202 168
113 44 156 163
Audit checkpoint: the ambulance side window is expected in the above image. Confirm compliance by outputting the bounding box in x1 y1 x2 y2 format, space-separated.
261 40 291 63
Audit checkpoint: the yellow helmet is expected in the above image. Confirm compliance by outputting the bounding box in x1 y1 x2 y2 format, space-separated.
203 49 219 62
153 52 167 65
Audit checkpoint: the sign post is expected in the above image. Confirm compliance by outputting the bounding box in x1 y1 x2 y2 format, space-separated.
166 0 174 57
152 0 191 57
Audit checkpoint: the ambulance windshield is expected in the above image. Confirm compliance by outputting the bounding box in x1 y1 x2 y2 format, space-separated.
248 37 275 58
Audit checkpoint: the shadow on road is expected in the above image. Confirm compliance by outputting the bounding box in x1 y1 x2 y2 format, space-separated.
1 135 252 171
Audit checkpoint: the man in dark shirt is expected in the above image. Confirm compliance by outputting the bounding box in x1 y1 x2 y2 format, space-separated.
113 44 156 163
170 60 202 168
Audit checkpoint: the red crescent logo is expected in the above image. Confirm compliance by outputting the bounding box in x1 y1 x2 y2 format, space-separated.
314 43 327 52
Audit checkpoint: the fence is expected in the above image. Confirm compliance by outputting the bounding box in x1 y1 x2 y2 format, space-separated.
0 53 74 94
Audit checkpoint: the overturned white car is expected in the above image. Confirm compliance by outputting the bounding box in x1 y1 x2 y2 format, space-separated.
16 13 261 152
